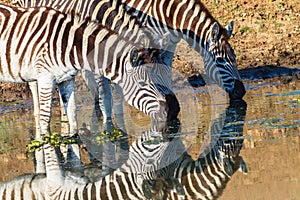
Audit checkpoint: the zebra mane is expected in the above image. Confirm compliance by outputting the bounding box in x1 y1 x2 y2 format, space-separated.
7 4 146 51
79 15 152 52
193 0 231 39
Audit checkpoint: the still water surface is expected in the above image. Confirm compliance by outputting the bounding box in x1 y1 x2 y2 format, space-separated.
0 78 299 199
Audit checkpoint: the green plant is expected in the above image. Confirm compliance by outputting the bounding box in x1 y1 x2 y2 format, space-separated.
26 133 81 152
95 128 124 144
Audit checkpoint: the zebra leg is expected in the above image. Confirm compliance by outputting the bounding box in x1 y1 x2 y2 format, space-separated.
59 95 69 142
80 69 102 132
57 78 78 135
43 142 88 194
111 83 126 131
81 70 115 132
37 78 54 136
28 81 45 174
110 83 129 166
95 75 114 131
58 97 68 162
81 70 113 166
89 75 116 171
43 143 65 184
57 79 84 174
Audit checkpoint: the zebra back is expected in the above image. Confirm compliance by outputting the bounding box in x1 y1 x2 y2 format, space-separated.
0 3 171 120
11 0 166 50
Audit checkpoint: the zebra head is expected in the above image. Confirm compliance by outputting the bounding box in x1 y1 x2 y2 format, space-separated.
207 20 246 100
119 29 180 122
136 32 181 122
218 101 248 177
119 46 178 122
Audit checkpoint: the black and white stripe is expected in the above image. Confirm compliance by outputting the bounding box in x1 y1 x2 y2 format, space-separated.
12 0 245 139
0 3 170 173
0 100 247 200
10 0 182 129
122 0 246 99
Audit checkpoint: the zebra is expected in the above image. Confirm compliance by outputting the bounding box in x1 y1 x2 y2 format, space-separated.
0 3 177 173
11 0 245 132
11 0 179 133
122 0 246 99
0 99 248 199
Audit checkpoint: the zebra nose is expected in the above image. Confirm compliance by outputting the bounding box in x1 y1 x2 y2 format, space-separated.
165 94 180 122
229 79 246 100
152 94 180 122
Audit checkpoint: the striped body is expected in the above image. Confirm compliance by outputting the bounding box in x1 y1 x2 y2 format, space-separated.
0 100 247 200
11 0 180 131
0 2 173 173
0 3 171 126
0 5 168 120
12 0 246 99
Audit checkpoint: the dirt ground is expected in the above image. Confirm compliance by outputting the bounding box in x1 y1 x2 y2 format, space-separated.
0 0 299 102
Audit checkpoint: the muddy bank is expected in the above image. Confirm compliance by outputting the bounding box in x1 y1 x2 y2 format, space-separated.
0 83 31 102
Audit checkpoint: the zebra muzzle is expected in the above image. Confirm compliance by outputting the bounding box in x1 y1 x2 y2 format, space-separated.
165 94 180 122
152 93 181 123
229 79 246 100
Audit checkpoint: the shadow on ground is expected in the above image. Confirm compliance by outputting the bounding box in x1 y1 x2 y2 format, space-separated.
188 65 300 87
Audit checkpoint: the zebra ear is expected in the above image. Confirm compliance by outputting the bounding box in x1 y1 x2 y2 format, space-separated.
225 20 234 37
210 22 220 42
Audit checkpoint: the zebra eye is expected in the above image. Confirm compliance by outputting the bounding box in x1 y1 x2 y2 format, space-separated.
130 48 139 66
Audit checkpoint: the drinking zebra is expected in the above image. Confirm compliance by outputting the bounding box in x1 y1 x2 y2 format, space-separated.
11 0 178 131
12 0 245 132
0 3 177 172
0 100 248 199
123 0 246 98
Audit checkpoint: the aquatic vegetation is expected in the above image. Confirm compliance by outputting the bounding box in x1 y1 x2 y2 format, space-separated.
26 128 125 152
26 133 80 153
95 129 124 144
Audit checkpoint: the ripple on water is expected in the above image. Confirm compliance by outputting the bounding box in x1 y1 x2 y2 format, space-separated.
266 90 300 97
246 82 300 133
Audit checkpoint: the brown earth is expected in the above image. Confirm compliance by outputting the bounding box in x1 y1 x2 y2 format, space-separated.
0 0 299 102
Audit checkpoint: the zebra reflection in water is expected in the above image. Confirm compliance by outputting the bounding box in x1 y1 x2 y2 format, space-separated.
0 100 247 199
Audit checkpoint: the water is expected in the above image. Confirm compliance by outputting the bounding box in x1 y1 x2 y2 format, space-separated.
220 80 300 200
0 77 299 199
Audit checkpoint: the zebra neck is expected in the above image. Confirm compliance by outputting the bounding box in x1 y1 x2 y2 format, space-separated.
122 0 225 57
